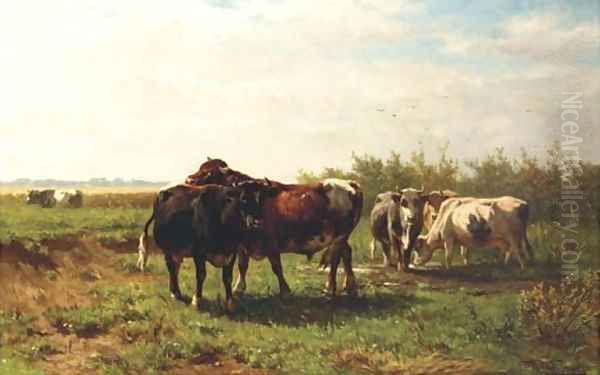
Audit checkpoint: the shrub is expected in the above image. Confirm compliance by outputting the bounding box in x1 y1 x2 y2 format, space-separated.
519 271 599 343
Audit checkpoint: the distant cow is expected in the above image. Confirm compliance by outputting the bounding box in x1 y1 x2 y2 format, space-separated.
25 189 83 208
137 183 267 312
187 159 363 296
369 187 435 271
26 189 57 208
56 190 83 208
414 196 533 269
423 190 458 232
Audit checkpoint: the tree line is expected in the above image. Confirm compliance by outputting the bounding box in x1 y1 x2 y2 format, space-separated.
297 143 599 224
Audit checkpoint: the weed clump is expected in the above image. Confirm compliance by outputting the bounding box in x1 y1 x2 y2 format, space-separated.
519 271 599 343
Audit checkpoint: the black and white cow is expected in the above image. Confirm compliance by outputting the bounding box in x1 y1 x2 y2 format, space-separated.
26 189 83 208
369 187 433 271
26 189 57 208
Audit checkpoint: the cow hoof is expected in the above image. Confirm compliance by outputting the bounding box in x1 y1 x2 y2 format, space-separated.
233 282 246 296
225 299 236 314
191 295 201 309
279 288 292 299
171 293 191 304
396 262 404 272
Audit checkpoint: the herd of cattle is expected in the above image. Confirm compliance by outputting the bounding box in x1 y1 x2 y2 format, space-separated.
131 158 534 312
22 158 534 312
26 189 83 208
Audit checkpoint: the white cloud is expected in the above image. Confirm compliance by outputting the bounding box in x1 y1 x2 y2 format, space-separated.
440 10 600 63
0 1 598 182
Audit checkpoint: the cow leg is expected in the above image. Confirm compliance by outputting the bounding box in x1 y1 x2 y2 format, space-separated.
233 252 249 295
369 238 377 261
509 239 526 270
392 235 405 272
443 238 454 270
191 254 207 309
519 231 532 263
460 246 469 265
222 255 236 313
165 253 185 301
268 254 291 297
324 247 342 296
381 241 393 268
503 249 511 265
340 241 358 295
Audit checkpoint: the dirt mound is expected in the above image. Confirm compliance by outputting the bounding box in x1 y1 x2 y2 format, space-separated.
0 236 150 316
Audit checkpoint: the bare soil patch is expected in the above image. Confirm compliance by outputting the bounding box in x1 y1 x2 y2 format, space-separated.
0 236 268 375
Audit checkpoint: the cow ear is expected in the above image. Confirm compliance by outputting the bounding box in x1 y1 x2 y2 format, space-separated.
392 193 401 203
207 156 212 161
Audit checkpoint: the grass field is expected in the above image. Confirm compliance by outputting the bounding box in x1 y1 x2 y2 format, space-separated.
0 193 598 374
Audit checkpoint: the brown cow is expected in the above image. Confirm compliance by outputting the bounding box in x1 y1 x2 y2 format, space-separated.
188 159 363 296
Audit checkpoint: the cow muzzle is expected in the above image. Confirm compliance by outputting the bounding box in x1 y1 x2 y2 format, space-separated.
245 215 263 229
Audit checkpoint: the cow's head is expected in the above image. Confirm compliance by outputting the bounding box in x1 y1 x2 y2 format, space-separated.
186 157 231 185
391 187 431 268
192 186 245 236
426 189 458 212
25 190 36 204
234 178 279 229
412 234 433 266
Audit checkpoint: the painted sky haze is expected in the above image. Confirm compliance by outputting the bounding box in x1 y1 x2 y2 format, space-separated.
1 0 598 182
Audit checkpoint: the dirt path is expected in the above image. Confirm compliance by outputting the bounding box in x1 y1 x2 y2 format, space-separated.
308 261 545 296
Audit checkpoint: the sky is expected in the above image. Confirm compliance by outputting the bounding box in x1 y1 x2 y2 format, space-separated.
1 0 598 182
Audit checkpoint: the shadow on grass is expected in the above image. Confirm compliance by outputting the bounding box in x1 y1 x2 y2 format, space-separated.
412 260 563 284
187 290 430 327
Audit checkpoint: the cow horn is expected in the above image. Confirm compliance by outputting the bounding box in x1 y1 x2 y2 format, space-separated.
418 184 425 194
207 156 212 161
264 177 272 186
395 185 399 192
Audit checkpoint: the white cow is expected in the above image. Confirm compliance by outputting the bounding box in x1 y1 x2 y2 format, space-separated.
414 196 532 270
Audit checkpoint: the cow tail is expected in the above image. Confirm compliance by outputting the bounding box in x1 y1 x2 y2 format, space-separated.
137 201 156 272
518 203 534 260
350 182 363 227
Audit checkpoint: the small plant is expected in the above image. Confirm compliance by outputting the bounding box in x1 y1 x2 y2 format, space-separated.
519 271 598 343
46 307 116 337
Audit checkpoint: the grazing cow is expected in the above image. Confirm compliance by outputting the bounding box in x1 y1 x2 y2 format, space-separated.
26 189 57 208
369 187 435 271
137 183 266 311
188 159 363 296
414 196 533 269
423 190 458 232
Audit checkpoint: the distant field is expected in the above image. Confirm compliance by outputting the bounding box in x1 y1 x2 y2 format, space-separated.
0 185 162 194
0 192 598 374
